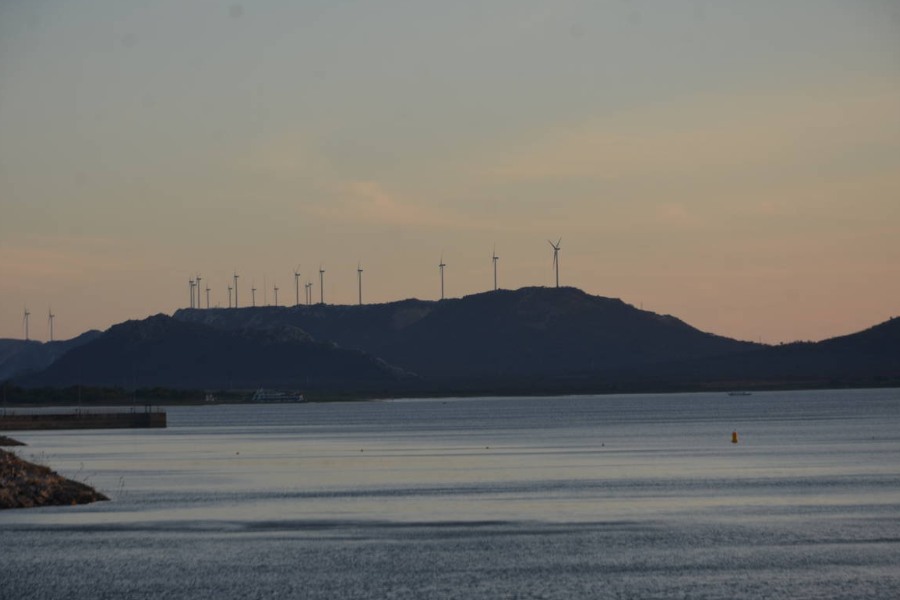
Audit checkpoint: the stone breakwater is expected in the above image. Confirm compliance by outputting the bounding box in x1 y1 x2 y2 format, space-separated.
0 447 109 509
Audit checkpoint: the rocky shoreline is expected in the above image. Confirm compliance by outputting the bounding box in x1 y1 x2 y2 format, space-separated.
0 437 109 509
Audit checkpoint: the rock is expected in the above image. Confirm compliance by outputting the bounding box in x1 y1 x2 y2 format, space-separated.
0 449 108 510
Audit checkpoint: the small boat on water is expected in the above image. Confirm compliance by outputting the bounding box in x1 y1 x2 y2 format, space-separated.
249 388 305 403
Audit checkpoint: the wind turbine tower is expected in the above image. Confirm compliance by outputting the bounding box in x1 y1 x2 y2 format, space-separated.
23 307 30 341
233 272 239 308
319 266 325 304
357 262 363 305
189 278 195 308
195 275 202 308
251 284 257 307
205 285 210 309
305 282 312 305
273 283 279 307
294 267 301 307
439 255 446 300
549 238 561 288
227 285 233 309
48 308 55 342
492 246 499 291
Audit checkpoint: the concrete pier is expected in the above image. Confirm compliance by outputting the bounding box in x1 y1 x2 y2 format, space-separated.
0 409 166 431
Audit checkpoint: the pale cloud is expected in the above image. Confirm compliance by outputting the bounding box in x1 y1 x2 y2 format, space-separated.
236 134 483 230
654 203 703 227
328 180 441 227
723 159 900 228
241 140 335 182
482 79 900 187
0 235 130 285
310 179 488 231
745 200 789 217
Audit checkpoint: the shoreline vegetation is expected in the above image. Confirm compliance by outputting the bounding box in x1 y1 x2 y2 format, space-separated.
0 436 108 510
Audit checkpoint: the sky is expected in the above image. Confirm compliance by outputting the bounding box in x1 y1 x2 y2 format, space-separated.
1 0 899 344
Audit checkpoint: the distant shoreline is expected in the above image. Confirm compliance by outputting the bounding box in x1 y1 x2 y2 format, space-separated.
2 378 899 408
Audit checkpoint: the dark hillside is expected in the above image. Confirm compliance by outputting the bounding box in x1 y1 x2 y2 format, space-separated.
635 317 900 387
18 314 410 390
20 288 897 394
0 331 101 381
175 287 761 379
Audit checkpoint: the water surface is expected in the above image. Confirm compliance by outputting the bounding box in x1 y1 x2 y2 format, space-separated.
3 389 899 598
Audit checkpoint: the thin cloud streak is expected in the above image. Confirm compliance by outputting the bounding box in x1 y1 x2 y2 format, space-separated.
482 79 900 185
0 235 130 283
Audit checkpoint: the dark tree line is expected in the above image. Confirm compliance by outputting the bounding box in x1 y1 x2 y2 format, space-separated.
0 381 205 405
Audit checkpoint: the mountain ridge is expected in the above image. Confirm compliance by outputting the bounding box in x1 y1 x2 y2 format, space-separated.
0 330 101 381
7 287 899 394
173 286 762 380
16 314 411 390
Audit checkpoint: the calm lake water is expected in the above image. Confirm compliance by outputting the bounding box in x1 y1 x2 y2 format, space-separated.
3 389 900 599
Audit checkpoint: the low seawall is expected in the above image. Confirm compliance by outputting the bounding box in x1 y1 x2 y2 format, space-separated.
0 409 166 431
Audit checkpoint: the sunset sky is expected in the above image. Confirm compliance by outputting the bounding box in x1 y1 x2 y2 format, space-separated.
2 1 898 344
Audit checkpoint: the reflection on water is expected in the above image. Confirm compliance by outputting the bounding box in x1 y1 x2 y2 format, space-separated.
3 389 900 598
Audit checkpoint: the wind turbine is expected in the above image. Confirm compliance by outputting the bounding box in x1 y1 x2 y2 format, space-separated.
294 266 301 307
227 285 233 309
189 278 195 308
548 238 561 288
23 307 31 341
195 274 202 309
305 281 312 305
233 271 239 308
439 255 446 300
357 262 363 305
205 285 210 309
273 283 279 307
48 308 55 342
492 245 499 291
319 265 325 304
251 284 257 307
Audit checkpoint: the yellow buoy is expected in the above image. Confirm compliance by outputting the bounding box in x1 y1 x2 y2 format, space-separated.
731 431 739 444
